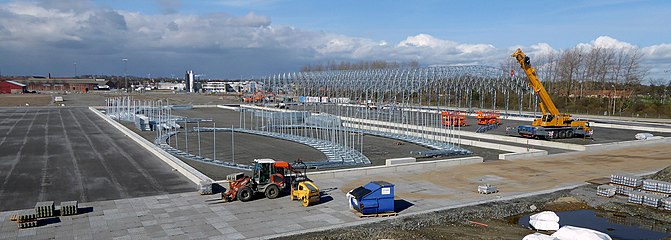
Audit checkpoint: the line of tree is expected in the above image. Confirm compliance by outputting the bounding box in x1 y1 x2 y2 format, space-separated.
502 46 670 118
300 60 420 72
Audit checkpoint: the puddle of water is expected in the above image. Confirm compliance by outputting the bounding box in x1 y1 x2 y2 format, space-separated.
517 210 671 239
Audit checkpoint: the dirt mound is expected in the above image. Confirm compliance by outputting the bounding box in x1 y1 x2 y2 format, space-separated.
649 165 671 182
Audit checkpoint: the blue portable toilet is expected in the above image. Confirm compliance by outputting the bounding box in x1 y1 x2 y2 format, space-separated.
348 181 394 215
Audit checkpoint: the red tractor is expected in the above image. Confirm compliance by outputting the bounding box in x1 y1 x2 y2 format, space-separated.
222 159 293 202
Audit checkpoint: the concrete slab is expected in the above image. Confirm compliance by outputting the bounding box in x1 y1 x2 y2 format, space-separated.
1 138 667 239
0 107 194 211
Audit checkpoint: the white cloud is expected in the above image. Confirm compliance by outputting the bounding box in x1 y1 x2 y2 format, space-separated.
576 35 636 50
642 44 671 60
528 43 557 56
0 1 669 80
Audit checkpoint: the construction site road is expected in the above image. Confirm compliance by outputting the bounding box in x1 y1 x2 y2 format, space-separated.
0 107 194 212
1 136 668 239
288 104 671 145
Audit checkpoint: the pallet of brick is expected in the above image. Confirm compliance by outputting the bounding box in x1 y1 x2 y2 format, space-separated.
643 190 670 198
16 210 36 223
477 184 498 194
596 185 616 197
610 174 642 187
611 184 636 196
35 201 54 218
655 180 671 194
199 180 213 195
643 193 663 207
662 197 671 210
642 179 659 192
60 201 78 216
628 191 644 204
18 220 37 229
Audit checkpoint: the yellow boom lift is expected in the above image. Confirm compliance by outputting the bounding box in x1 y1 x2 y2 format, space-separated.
511 48 592 139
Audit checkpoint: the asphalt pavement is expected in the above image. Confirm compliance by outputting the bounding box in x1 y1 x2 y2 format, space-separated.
0 107 194 211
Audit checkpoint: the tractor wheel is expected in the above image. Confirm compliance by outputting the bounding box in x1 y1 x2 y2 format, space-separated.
237 187 253 202
265 184 280 199
566 130 574 138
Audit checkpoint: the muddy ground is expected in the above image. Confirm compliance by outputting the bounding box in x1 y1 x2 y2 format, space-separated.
277 166 671 240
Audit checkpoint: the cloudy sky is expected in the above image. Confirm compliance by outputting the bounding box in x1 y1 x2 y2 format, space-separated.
0 0 669 80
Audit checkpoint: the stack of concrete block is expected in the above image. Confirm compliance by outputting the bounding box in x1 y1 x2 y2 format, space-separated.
643 193 664 207
60 201 78 216
642 179 671 194
596 185 617 197
610 174 643 187
612 184 636 196
477 184 498 194
628 191 645 204
643 179 659 191
662 197 671 211
657 181 671 194
16 210 37 229
35 201 54 218
199 180 213 195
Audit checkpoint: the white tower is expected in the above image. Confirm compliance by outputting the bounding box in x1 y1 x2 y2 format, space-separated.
185 70 194 92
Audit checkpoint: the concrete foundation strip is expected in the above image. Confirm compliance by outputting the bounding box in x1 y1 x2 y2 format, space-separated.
307 156 484 180
88 107 212 187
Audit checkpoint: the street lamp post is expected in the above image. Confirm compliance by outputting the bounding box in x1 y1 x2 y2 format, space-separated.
74 62 77 77
122 58 128 92
611 84 616 116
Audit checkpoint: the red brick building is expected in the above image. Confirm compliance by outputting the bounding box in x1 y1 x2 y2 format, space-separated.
8 77 105 93
0 80 27 94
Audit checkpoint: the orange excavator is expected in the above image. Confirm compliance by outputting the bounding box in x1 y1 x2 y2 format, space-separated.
475 111 501 125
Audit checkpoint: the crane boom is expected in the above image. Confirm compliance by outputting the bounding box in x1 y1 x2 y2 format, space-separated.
511 48 560 116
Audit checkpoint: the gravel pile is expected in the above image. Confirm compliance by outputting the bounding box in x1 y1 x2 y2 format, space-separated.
650 165 671 182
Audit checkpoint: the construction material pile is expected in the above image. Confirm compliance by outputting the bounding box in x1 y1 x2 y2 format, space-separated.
605 173 671 210
596 185 616 197
60 201 78 216
8 200 80 229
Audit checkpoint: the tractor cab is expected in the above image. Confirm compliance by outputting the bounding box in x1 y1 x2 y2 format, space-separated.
253 158 289 189
253 159 276 185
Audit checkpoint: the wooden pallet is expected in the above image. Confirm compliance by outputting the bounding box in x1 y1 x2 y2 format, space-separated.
354 211 397 218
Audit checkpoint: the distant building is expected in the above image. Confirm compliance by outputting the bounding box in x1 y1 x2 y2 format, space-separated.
157 82 185 91
202 81 239 93
8 77 105 93
201 81 261 93
0 80 27 94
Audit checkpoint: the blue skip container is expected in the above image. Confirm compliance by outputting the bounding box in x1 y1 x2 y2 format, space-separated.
348 181 395 215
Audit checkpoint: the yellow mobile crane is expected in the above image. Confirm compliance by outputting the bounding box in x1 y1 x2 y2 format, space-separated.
511 48 592 139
